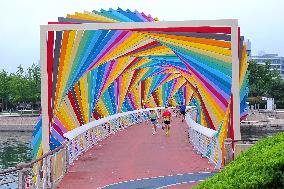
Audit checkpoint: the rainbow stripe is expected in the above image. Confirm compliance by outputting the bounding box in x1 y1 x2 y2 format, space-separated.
32 8 248 161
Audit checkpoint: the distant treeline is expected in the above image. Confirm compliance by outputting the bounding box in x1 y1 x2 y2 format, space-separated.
0 60 283 111
248 60 284 109
0 64 40 111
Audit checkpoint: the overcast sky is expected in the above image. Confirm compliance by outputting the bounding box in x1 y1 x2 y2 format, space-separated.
1 0 283 72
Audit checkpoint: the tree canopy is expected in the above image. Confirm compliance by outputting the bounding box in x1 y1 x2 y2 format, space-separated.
0 63 40 111
247 60 284 108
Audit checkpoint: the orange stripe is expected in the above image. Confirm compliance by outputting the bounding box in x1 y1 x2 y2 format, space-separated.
144 32 231 49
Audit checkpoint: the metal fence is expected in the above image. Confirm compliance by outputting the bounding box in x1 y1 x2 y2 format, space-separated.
0 145 67 189
185 111 222 169
66 110 153 165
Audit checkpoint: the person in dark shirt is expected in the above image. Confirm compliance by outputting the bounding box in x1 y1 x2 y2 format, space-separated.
179 103 186 122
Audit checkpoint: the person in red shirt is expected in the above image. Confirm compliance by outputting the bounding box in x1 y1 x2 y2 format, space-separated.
162 106 172 136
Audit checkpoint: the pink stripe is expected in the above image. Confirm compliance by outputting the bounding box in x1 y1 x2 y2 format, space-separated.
51 127 65 143
101 59 117 93
52 123 64 136
141 12 152 22
128 93 137 110
54 117 68 133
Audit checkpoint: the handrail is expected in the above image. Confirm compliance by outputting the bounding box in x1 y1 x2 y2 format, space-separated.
64 107 165 140
64 106 196 140
0 143 67 189
185 113 222 169
186 116 217 138
0 145 65 174
65 108 165 165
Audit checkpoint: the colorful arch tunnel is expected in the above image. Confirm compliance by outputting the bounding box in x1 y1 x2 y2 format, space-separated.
32 8 249 161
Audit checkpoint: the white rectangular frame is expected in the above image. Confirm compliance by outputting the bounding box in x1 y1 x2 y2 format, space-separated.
40 19 240 153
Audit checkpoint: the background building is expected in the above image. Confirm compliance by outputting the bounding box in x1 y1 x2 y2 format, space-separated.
244 39 252 61
252 54 284 80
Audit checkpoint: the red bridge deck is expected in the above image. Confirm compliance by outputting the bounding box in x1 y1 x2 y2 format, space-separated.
57 117 215 189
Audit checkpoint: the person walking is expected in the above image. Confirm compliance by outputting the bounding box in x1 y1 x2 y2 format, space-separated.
179 103 186 122
149 110 158 135
162 107 172 136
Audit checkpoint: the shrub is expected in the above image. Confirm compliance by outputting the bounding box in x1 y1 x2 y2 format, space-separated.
194 132 284 189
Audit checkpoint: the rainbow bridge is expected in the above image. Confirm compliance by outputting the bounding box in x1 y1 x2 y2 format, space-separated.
28 8 248 189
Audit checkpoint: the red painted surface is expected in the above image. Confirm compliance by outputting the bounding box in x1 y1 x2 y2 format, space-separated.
57 117 214 189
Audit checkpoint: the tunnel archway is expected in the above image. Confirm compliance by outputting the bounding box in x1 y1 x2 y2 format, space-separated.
32 8 249 161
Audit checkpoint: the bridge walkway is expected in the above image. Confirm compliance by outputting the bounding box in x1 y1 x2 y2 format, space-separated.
57 116 215 189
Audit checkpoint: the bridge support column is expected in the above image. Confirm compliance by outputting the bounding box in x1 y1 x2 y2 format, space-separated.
40 27 50 153
224 138 233 165
231 23 241 142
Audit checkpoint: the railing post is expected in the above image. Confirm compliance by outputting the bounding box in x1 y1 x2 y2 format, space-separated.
64 144 69 172
224 138 233 165
49 155 54 188
18 167 29 189
214 136 222 169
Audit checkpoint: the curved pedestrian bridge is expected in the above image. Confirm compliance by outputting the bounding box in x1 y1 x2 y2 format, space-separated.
57 116 216 189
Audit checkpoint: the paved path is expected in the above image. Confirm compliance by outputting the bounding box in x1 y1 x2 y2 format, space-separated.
57 117 215 189
99 172 216 189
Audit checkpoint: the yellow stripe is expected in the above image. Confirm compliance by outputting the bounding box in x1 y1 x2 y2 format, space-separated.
130 45 174 57
170 77 186 98
96 99 109 117
55 30 78 110
128 58 152 71
79 75 89 123
118 71 134 111
67 12 117 23
101 56 134 95
91 33 146 70
60 96 80 128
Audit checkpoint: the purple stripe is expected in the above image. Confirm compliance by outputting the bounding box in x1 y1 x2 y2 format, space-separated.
101 59 117 93
54 117 68 133
115 77 121 111
99 61 112 97
53 122 64 136
147 14 155 21
159 74 171 85
134 10 148 22
141 12 151 22
171 79 179 95
127 93 135 110
51 127 65 143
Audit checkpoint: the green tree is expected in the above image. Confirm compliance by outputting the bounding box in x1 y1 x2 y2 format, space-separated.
0 64 41 111
26 63 41 106
0 70 10 111
248 60 284 108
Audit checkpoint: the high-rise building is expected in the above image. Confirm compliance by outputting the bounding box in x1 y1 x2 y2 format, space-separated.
244 39 252 61
252 54 284 80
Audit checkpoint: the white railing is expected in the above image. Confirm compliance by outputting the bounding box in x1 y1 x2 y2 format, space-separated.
185 111 222 169
64 108 164 165
2 106 219 188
